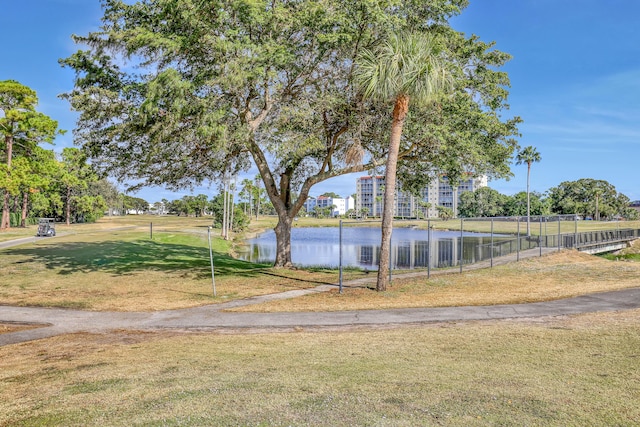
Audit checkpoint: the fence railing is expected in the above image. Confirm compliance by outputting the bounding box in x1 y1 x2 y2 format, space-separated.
337 215 640 291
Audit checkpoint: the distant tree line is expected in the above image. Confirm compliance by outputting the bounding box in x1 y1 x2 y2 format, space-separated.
1 80 116 228
458 178 638 220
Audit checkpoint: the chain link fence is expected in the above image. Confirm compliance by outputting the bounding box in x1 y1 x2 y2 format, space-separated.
337 215 640 290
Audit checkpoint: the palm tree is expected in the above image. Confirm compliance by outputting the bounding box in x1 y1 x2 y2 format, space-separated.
592 186 604 221
516 146 541 236
374 195 383 218
418 201 432 219
355 32 452 291
360 207 370 220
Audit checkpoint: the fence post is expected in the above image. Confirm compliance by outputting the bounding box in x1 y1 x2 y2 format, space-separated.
460 218 464 274
490 218 494 268
389 228 393 285
558 216 561 251
427 220 431 279
539 216 543 257
517 217 520 261
207 227 216 297
574 215 578 248
339 220 343 294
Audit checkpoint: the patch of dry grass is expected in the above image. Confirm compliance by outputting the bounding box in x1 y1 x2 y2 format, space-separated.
0 323 41 334
1 310 639 426
230 250 640 312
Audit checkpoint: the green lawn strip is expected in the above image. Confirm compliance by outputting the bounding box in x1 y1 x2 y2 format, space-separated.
2 230 251 274
0 228 348 310
1 314 639 425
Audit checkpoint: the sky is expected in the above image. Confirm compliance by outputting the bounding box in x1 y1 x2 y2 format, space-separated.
1 0 639 203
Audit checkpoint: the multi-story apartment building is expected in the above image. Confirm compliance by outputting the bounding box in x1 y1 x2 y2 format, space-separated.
355 174 487 219
305 195 355 217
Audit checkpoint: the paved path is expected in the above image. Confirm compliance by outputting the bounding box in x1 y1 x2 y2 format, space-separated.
0 236 42 250
2 236 639 347
2 287 640 347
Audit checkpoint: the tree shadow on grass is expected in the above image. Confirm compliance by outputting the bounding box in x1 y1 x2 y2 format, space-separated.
9 239 270 279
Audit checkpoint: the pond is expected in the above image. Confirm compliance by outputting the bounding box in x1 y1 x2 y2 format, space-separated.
237 227 514 269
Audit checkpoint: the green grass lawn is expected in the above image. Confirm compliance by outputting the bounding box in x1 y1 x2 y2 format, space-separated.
0 218 363 311
0 226 38 242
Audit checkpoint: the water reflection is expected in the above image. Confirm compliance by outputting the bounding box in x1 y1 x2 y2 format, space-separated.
237 227 512 269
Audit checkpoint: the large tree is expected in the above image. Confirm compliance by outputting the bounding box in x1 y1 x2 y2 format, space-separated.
503 191 548 217
458 186 508 218
14 147 59 226
355 32 452 291
58 148 100 224
0 80 61 229
549 178 631 220
515 146 541 236
61 0 520 267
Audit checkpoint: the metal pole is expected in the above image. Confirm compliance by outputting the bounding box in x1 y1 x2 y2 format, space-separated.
574 215 578 249
558 216 561 251
150 222 153 240
427 220 431 279
388 228 392 285
539 216 543 257
490 218 494 268
516 217 520 261
339 220 343 294
207 227 216 297
460 218 464 273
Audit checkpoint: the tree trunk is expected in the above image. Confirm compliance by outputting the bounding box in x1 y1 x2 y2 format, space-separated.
229 177 235 233
274 213 294 267
1 135 14 230
20 191 28 227
526 162 531 236
255 193 260 221
222 177 229 239
377 95 409 292
1 192 10 230
66 187 72 225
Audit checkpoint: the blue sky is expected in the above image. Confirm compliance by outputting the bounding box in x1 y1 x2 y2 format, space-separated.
2 0 639 203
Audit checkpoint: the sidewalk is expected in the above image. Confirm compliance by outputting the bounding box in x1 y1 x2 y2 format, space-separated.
0 236 40 250
2 284 640 347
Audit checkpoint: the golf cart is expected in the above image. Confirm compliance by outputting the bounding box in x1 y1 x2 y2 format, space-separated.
36 218 56 237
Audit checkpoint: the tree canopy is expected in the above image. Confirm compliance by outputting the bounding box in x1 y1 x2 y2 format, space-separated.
61 0 521 267
548 178 632 220
1 80 64 229
458 186 508 218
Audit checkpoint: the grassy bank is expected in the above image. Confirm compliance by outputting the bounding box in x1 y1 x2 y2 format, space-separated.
2 215 639 312
229 250 640 312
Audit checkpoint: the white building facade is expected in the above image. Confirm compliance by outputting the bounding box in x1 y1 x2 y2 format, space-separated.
305 195 355 217
355 175 487 219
